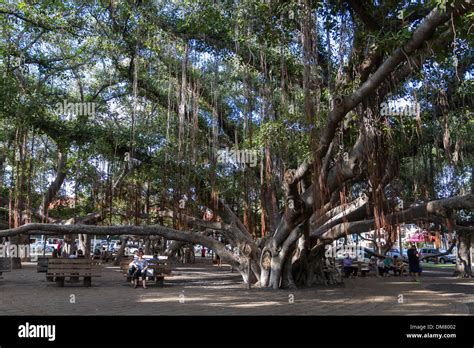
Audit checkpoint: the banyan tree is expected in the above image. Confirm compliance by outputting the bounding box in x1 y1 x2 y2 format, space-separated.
0 0 473 288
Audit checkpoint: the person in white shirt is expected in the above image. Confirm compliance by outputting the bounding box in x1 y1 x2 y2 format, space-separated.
376 258 386 277
129 249 148 288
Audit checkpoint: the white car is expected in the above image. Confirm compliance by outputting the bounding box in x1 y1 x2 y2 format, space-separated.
125 247 138 256
30 243 55 255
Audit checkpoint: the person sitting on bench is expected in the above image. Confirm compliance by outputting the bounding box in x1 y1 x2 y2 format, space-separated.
383 256 395 276
392 255 405 276
129 249 149 288
368 256 377 275
93 248 101 260
68 250 80 282
342 254 358 278
127 254 137 272
377 258 386 277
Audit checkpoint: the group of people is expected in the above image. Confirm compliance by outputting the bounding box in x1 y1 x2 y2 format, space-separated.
374 245 422 281
342 244 422 281
373 255 405 277
51 248 84 258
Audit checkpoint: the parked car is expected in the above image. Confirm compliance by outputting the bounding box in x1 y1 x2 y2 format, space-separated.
334 249 371 263
386 248 408 260
30 244 55 255
386 248 400 258
108 242 120 252
420 248 456 264
434 249 457 264
91 241 108 251
125 246 139 256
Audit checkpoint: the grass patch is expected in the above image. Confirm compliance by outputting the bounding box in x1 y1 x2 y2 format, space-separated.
421 263 456 268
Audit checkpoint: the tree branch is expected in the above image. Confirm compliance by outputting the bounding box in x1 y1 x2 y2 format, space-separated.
312 194 474 242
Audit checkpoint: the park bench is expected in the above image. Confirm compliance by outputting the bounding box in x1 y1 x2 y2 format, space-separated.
0 257 12 280
336 259 372 277
120 255 172 287
37 256 55 281
46 258 101 287
357 261 371 277
37 256 49 272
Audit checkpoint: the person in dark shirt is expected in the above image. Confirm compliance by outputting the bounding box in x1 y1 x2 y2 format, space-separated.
342 254 358 278
407 244 421 282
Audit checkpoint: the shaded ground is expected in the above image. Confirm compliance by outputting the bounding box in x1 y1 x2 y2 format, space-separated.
0 259 472 315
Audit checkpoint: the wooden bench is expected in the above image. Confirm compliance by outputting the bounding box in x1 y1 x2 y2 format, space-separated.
37 257 55 281
46 258 101 287
120 256 134 273
37 256 50 272
357 261 371 276
0 257 12 280
337 260 372 277
120 256 172 287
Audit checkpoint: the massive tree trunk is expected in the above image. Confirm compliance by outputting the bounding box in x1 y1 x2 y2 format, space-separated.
78 233 91 257
36 151 68 222
456 232 473 278
165 240 186 260
113 236 129 266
